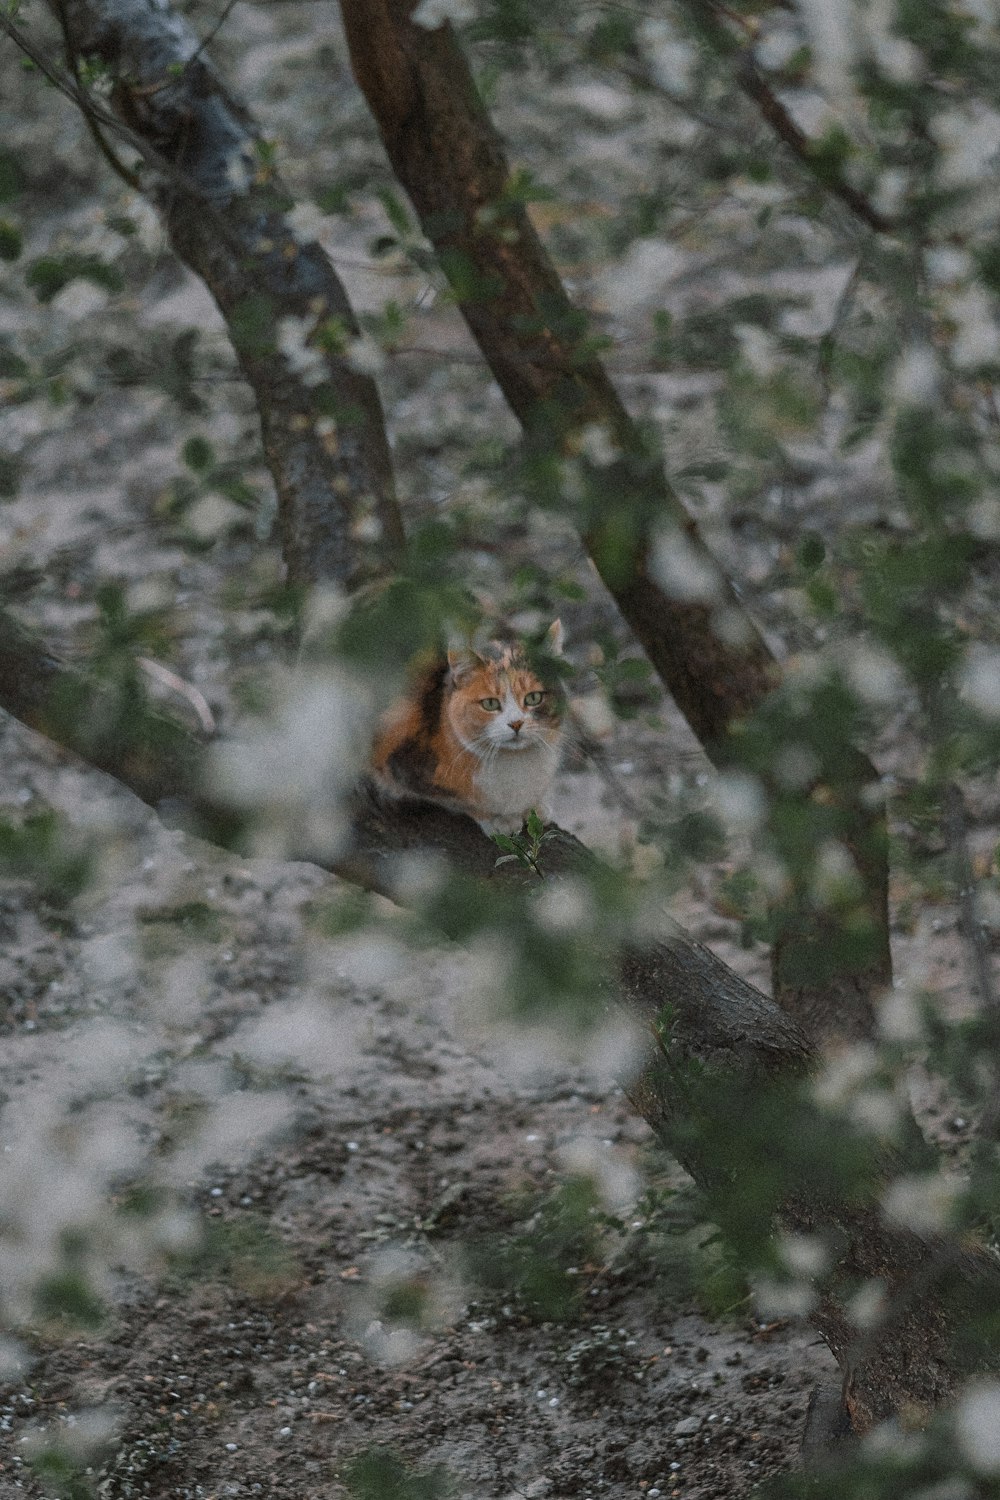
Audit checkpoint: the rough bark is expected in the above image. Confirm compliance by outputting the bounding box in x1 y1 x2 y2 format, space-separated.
336 0 891 1046
339 0 775 748
0 605 998 1432
55 0 404 591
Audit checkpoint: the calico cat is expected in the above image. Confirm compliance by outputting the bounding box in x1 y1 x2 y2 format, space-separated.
371 621 566 832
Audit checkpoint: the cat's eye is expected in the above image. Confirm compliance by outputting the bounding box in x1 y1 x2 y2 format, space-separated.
479 697 502 711
524 690 545 707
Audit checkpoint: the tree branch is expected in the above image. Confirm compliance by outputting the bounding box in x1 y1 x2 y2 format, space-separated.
675 0 894 236
45 0 405 592
336 0 890 1048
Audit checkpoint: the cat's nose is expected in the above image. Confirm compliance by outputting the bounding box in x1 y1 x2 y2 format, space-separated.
509 719 524 734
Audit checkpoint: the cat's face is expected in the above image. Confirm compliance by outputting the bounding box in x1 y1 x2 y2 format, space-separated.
446 622 565 757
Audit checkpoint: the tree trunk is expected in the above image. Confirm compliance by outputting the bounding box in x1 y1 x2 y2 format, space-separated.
336 0 891 1046
57 0 404 591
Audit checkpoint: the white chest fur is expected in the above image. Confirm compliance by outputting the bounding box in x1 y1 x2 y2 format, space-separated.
473 743 557 830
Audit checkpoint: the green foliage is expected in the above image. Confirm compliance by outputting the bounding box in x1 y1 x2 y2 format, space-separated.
0 807 93 904
167 1214 301 1299
344 1447 454 1500
492 809 557 877
27 1446 95 1500
464 1174 604 1322
33 1268 106 1332
25 254 123 304
0 219 22 260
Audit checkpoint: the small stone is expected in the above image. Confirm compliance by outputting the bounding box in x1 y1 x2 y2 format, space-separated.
524 1481 553 1499
673 1416 702 1437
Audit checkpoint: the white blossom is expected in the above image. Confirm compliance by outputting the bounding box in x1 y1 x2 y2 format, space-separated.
957 1380 1000 1473
932 105 1000 187
882 1171 961 1233
411 0 476 29
753 1276 818 1318
276 314 327 385
652 527 722 603
878 985 924 1044
345 333 387 377
845 1280 887 1330
638 18 697 96
947 287 1000 368
51 279 110 321
285 200 330 245
577 422 620 468
713 771 767 834
959 645 1000 718
891 345 941 408
778 1232 829 1277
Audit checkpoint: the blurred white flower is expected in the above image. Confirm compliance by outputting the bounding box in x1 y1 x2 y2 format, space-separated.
753 1276 817 1318
891 344 941 408
947 287 1000 368
557 1141 639 1214
882 1171 961 1233
638 18 697 95
959 646 1000 718
276 314 327 386
778 1232 829 1277
798 0 856 97
871 33 921 83
577 423 620 468
713 771 767 834
207 667 371 860
813 1041 878 1107
845 1279 887 1330
754 27 803 72
652 527 722 603
924 245 972 286
285 201 330 245
344 333 387 377
878 985 924 1044
957 1380 1000 1473
412 0 475 29
51 279 110 321
735 324 779 378
932 105 1000 187
535 879 592 935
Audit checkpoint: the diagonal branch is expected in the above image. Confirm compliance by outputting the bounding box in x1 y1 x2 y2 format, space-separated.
44 0 404 592
336 0 891 1048
339 0 777 753
676 0 894 236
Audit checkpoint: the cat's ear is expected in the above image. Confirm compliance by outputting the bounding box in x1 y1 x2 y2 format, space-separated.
545 619 564 656
446 628 479 680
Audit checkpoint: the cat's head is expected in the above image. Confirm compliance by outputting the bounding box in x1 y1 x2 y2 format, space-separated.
445 621 565 756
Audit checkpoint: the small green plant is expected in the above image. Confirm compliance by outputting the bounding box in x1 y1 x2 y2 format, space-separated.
491 809 557 878
344 1446 454 1500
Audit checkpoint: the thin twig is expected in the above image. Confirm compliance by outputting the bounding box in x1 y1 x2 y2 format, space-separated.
675 0 895 237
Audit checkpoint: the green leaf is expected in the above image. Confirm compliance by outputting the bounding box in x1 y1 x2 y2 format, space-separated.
797 533 826 573
25 253 124 304
182 435 215 473
0 220 22 261
377 187 413 238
